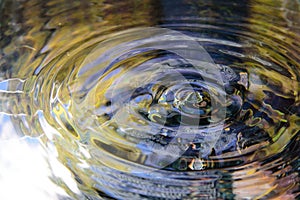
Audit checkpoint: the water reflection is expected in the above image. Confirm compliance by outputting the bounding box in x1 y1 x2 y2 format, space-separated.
0 0 299 199
0 114 73 199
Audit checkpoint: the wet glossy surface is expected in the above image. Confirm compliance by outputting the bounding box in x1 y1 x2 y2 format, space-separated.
0 0 299 199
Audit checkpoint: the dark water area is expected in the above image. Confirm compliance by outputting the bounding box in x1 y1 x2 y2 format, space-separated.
0 0 299 199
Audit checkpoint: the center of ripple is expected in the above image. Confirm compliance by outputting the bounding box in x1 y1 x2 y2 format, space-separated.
51 27 236 172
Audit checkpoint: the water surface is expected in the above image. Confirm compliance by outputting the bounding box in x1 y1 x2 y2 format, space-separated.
0 0 299 199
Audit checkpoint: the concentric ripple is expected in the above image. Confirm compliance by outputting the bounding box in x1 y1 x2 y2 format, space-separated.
43 27 232 170
0 0 299 199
